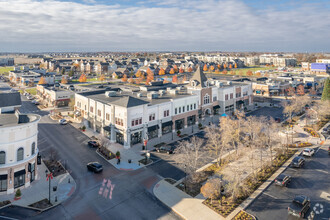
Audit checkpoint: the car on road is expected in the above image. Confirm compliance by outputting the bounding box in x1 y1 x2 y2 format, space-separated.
288 195 310 218
31 100 39 105
155 145 175 154
302 148 315 157
87 162 103 173
27 95 34 100
58 119 68 125
275 174 291 187
88 140 99 148
291 156 305 168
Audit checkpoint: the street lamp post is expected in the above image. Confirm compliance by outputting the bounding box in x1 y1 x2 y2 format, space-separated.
46 170 53 204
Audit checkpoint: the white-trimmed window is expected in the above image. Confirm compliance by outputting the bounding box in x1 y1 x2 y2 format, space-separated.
31 142 36 155
17 148 24 161
0 151 5 164
203 94 210 104
149 113 155 121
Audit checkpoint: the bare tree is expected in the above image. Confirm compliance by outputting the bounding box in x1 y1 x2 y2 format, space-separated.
205 125 229 167
200 178 222 203
174 136 207 175
97 134 110 148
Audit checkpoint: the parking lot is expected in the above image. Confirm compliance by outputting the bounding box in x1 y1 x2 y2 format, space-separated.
246 146 330 219
246 106 285 121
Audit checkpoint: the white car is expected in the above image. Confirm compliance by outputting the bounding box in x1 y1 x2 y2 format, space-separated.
59 119 68 125
302 148 314 157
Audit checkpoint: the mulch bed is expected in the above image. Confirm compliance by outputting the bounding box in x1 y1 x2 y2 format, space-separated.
232 210 256 220
28 199 52 209
203 150 297 217
138 158 153 165
43 160 67 177
164 178 176 185
97 146 116 160
0 200 11 207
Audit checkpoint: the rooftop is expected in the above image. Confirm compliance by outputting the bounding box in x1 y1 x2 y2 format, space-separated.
0 92 21 108
0 112 40 128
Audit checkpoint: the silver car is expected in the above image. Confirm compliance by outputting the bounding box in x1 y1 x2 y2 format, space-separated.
302 148 314 157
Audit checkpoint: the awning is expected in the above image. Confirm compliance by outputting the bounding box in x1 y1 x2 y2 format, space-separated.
162 121 173 127
0 174 7 180
221 113 228 117
148 125 159 132
213 105 220 110
237 100 244 105
14 169 26 177
256 90 261 94
103 126 111 132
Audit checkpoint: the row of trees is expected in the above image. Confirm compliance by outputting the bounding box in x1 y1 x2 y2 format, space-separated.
203 63 238 72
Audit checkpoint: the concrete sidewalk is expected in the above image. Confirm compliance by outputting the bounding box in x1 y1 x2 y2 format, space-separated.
153 179 224 220
0 161 76 210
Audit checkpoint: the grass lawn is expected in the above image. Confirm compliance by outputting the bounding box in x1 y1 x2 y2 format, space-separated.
205 66 277 76
0 66 14 75
25 88 37 95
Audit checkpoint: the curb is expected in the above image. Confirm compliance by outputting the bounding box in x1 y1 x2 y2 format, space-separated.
226 150 302 219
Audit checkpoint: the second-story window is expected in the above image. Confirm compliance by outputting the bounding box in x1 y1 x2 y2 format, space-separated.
179 107 181 113
213 96 217 102
90 106 94 113
163 110 169 117
225 94 228 100
175 108 177 114
203 94 210 104
194 103 196 109
106 113 110 121
149 113 155 121
97 110 101 117
230 93 233 99
187 105 189 111
183 106 185 112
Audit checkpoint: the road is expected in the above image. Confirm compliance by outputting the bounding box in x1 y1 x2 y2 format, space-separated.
5 95 181 220
246 146 330 220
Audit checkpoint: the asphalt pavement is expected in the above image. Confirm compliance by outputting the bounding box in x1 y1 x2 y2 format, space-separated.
1 95 181 220
246 146 330 220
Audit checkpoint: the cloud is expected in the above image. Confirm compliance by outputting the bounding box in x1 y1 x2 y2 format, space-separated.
0 0 329 52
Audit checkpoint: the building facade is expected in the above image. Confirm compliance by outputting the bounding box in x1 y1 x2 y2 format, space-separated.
0 93 40 194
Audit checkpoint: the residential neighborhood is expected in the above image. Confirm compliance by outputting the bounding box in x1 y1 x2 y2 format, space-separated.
0 0 329 220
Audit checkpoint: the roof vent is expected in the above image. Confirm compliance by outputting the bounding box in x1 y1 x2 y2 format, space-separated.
105 91 116 97
147 92 158 99
169 89 178 95
137 93 142 98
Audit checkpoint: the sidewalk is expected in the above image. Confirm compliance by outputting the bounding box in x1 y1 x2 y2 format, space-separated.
0 161 76 210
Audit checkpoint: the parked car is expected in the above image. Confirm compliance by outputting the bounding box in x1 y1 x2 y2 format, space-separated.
302 148 315 157
27 96 34 100
87 162 103 173
88 140 99 148
58 119 67 125
291 156 305 168
155 145 175 154
275 174 291 187
275 117 281 123
288 195 310 218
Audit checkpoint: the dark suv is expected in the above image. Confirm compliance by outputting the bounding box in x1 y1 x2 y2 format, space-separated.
155 145 175 154
88 140 100 148
87 162 103 173
288 195 310 218
291 156 305 168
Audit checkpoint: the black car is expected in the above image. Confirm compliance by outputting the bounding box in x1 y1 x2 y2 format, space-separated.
155 145 175 154
291 156 305 168
87 162 103 173
288 195 310 218
88 140 100 148
275 174 291 186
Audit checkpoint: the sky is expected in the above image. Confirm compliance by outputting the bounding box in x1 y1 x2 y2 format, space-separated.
0 0 329 53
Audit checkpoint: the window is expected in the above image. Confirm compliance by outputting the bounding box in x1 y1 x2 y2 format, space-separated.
213 96 217 102
183 106 185 112
0 151 5 164
115 117 123 126
179 107 181 114
31 142 35 155
149 113 155 121
0 175 7 192
106 113 110 121
187 105 189 111
90 106 94 113
17 148 24 161
203 94 210 104
194 103 196 109
131 118 142 127
175 108 177 114
97 110 101 117
236 93 241 98
191 104 193 110
163 110 169 117
14 170 25 188
85 105 87 110
225 94 228 100
243 91 248 96
230 93 233 99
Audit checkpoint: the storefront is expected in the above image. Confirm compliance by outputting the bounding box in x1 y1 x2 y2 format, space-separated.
103 126 111 138
0 174 7 192
213 105 220 115
14 169 26 189
175 119 184 131
29 163 35 183
116 132 124 145
131 131 142 145
148 125 159 139
187 115 196 126
162 121 172 135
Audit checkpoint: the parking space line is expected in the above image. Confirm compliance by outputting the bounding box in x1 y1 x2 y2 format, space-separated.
263 192 278 199
315 169 328 174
